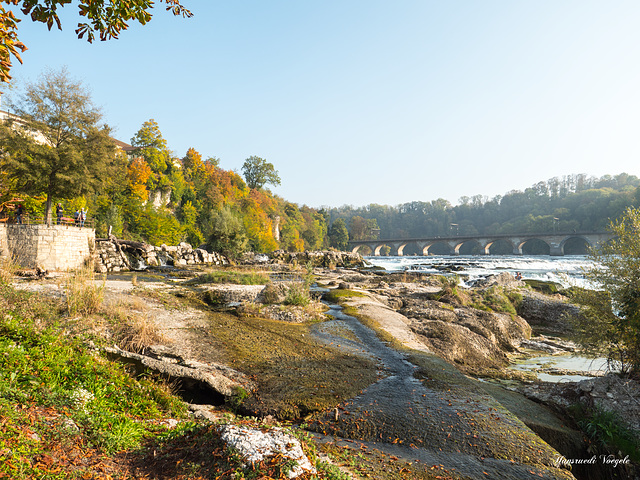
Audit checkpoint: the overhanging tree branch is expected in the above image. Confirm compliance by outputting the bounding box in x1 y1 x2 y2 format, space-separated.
0 0 192 83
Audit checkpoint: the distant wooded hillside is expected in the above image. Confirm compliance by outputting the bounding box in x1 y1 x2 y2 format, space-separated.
330 173 640 242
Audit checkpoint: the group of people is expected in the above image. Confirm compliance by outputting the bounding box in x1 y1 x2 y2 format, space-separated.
57 204 87 226
13 203 87 226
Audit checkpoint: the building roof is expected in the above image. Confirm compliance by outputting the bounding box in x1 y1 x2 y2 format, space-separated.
112 138 137 152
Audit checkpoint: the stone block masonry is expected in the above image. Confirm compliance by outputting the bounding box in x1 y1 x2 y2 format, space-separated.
0 224 95 271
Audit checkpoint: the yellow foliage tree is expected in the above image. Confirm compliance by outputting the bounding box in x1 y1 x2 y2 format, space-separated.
126 157 152 202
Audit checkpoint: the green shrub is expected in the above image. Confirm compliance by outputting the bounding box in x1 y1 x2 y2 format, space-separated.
572 404 640 462
283 283 310 307
479 287 518 314
227 385 249 411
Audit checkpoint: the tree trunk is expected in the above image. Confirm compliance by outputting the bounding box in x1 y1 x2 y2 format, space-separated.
45 194 52 226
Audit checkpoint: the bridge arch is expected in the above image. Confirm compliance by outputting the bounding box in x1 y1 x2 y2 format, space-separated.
560 236 591 255
373 244 392 256
424 241 454 256
398 241 423 256
485 239 516 255
351 244 374 256
519 238 551 255
454 240 483 255
351 244 373 255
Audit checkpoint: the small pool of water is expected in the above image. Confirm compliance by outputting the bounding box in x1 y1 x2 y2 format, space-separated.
511 354 611 383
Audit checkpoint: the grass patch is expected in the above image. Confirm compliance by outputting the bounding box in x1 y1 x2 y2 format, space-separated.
0 257 19 285
0 291 187 480
523 279 563 295
323 289 366 303
188 269 270 286
472 287 518 315
102 299 164 352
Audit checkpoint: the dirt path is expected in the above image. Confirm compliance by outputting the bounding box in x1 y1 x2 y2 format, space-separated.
310 293 575 480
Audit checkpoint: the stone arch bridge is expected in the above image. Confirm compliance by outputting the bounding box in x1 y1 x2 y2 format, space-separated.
349 232 613 257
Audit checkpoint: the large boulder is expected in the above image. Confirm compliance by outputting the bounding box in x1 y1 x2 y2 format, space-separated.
219 425 316 479
268 250 364 268
406 301 531 372
200 284 265 306
517 290 580 335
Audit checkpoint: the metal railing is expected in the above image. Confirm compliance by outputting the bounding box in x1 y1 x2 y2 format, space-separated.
0 214 95 228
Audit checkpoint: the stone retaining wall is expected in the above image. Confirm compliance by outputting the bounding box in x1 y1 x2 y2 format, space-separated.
0 224 95 271
95 240 228 273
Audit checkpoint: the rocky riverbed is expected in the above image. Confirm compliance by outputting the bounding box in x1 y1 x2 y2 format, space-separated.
12 252 640 479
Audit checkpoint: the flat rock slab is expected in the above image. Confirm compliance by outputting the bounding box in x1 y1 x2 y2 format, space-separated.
313 290 576 480
104 345 254 398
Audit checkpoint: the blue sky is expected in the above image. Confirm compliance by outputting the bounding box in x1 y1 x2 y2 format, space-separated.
4 1 640 208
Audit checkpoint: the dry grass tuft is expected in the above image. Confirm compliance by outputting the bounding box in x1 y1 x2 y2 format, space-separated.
0 256 19 284
103 297 164 353
65 268 105 316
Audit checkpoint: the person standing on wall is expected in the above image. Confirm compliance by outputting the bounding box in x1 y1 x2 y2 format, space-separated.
74 209 80 226
56 203 64 225
16 204 23 224
80 208 86 227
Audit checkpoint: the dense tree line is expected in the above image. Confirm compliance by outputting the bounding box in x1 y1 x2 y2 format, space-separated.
66 119 330 254
329 173 640 242
0 69 331 256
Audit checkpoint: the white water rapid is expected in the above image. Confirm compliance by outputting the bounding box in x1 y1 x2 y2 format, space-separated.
365 254 594 288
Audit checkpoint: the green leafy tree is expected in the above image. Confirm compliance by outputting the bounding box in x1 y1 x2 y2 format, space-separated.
349 215 380 241
1 0 191 83
122 200 182 245
0 67 116 223
328 218 349 250
570 206 640 376
241 156 281 190
130 119 173 191
205 206 248 258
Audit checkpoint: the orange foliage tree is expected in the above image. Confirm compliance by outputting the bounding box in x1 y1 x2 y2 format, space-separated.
126 157 153 202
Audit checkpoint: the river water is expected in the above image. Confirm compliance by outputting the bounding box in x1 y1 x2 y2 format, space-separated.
363 254 612 382
364 254 594 288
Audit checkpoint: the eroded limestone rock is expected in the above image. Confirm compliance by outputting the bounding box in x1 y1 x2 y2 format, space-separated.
219 425 316 479
104 345 255 399
517 290 580 335
95 239 228 273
